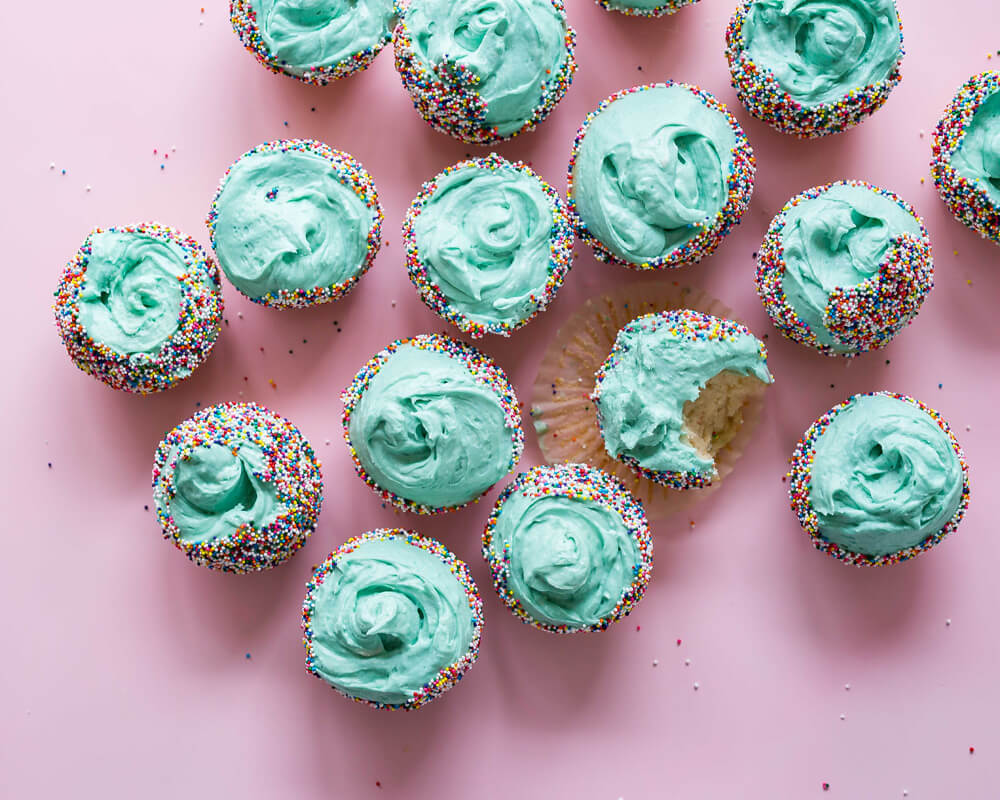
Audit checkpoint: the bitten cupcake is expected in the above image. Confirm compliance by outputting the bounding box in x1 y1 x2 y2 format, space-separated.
483 464 652 633
931 70 1000 246
596 0 698 16
303 529 483 709
392 0 577 144
207 140 382 309
342 334 523 513
593 310 773 490
725 0 904 138
53 223 223 394
788 393 970 566
568 83 755 270
403 153 573 337
230 0 399 84
756 181 933 357
152 402 323 573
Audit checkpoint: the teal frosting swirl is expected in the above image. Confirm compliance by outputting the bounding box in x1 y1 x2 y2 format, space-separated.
596 313 772 478
212 144 374 300
349 343 515 509
308 537 474 705
951 89 1000 206
780 183 921 352
76 231 189 355
413 162 555 328
486 489 640 628
251 0 397 75
742 0 902 106
404 0 570 137
810 395 963 556
573 85 736 265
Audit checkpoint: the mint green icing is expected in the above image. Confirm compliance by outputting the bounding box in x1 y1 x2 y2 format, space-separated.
404 0 570 137
213 145 374 300
573 85 736 265
487 490 640 628
742 0 901 107
77 231 189 355
349 343 515 509
251 0 397 75
951 88 1000 206
413 162 554 328
169 443 282 544
780 183 921 352
309 537 474 705
810 395 963 556
595 313 772 478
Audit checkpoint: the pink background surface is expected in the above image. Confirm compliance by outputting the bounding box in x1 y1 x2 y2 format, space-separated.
3 1 999 797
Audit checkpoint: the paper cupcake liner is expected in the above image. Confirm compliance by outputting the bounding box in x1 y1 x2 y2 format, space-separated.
531 282 766 519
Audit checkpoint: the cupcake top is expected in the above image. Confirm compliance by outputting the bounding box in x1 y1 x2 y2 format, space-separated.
342 335 523 513
152 402 323 572
739 0 903 107
483 464 652 633
946 75 1000 208
569 83 754 269
597 0 697 16
759 181 932 356
789 393 969 566
302 529 483 710
403 153 573 337
207 140 382 308
593 310 773 487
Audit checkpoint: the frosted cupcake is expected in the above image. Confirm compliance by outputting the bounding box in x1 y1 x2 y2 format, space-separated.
392 0 577 144
597 0 698 16
53 223 223 394
230 0 399 84
342 334 523 513
593 310 773 489
931 70 1000 246
303 529 483 709
403 153 574 337
483 464 652 633
152 402 323 573
207 140 383 309
725 0 904 138
756 181 933 357
788 393 970 566
568 83 755 270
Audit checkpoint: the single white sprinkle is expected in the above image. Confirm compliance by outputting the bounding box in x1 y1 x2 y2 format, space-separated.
85 185 92 192
946 619 952 626
171 145 177 152
845 683 851 691
238 391 244 397
966 425 972 431
199 19 204 25
919 130 925 138
237 312 243 319
903 791 909 797
391 300 397 307
684 659 691 666
840 713 846 720
49 162 55 170
652 659 659 667
325 439 331 446
693 682 700 691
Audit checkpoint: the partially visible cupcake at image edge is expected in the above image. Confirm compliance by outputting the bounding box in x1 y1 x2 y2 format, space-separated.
392 0 577 144
931 70 1000 245
756 180 933 357
568 82 755 270
302 529 483 710
53 222 224 394
152 402 324 573
342 334 523 514
403 153 574 337
788 392 970 567
231 0 400 84
483 463 653 633
725 0 904 138
596 0 698 17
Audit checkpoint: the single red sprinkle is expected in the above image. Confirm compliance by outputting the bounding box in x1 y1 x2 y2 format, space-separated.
375 781 381 788
970 746 975 754
822 783 830 791
636 625 641 632
676 639 682 646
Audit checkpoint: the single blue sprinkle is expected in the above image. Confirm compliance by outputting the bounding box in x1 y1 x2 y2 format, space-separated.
61 169 66 175
195 401 201 407
245 653 251 660
144 505 149 511
47 462 52 468
160 164 165 170
938 383 943 388
283 121 289 126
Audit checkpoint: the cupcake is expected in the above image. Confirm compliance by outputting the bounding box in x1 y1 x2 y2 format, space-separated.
392 0 577 144
230 0 399 84
403 153 574 337
725 0 904 138
931 70 1000 246
302 529 483 710
152 402 323 573
53 223 223 394
756 181 933 357
568 82 755 270
342 334 523 513
592 309 773 490
788 393 970 566
207 140 383 309
482 464 652 633
596 0 698 16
